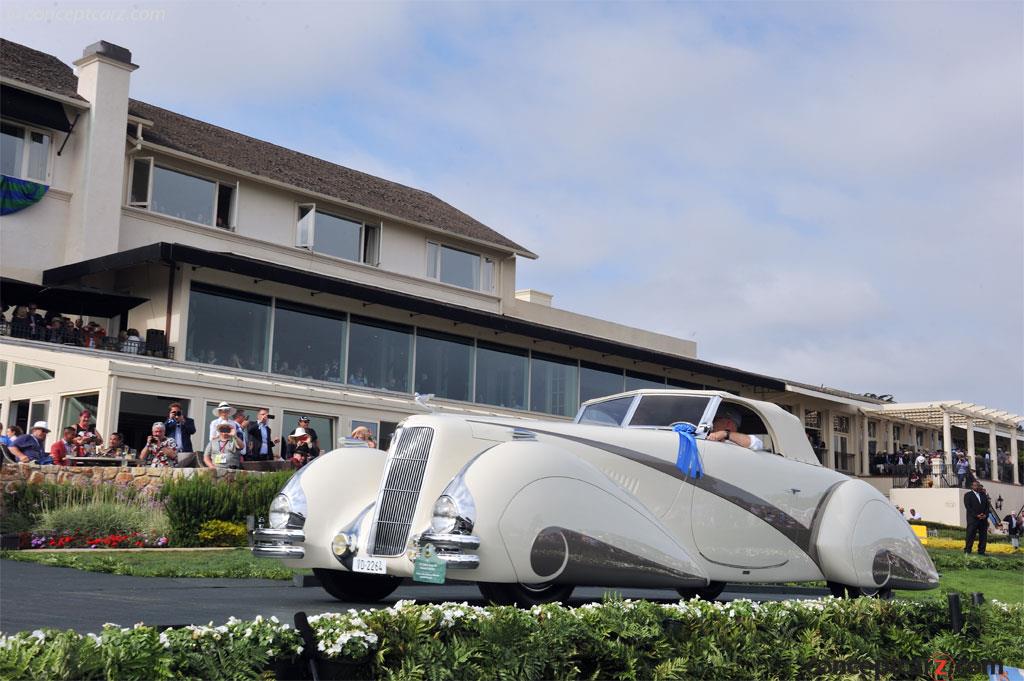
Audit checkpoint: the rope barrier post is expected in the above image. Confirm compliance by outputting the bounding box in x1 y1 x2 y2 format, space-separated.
947 593 963 633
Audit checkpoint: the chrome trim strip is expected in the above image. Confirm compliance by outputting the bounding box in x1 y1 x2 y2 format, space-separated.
419 533 481 550
251 545 305 559
436 554 480 569
251 528 305 543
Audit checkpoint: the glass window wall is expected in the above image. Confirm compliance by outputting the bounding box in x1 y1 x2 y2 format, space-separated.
283 411 334 450
580 362 625 403
314 211 362 262
272 301 345 382
625 371 665 391
475 341 527 410
347 316 412 392
530 353 578 417
414 329 473 401
186 284 271 372
12 364 55 384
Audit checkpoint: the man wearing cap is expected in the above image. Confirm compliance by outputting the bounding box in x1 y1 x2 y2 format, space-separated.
707 405 764 451
209 402 239 443
9 422 54 464
292 416 319 458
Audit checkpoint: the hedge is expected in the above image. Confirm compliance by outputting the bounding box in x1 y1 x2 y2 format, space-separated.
1 597 1022 680
158 471 292 546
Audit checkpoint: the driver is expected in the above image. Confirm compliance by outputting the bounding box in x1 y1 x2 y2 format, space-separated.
707 405 764 451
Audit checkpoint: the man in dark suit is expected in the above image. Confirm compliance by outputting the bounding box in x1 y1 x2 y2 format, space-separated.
164 403 197 465
247 408 278 461
963 479 992 555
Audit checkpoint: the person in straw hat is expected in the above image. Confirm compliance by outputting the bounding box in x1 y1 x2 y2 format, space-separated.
208 401 239 443
286 426 316 468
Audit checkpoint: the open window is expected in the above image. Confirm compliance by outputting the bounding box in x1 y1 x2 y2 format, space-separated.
713 401 775 453
295 204 380 266
129 157 236 229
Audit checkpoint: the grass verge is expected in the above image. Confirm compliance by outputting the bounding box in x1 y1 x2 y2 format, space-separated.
0 548 303 580
896 569 1024 604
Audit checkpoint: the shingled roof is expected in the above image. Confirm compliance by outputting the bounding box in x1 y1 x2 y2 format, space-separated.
0 38 534 257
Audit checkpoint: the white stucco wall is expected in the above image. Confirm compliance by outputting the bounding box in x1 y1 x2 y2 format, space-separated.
0 190 72 282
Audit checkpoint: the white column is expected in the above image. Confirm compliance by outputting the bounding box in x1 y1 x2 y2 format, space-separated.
1012 432 1020 485
989 422 998 481
823 410 834 469
909 425 917 451
886 420 895 454
966 418 976 475
943 412 953 467
861 415 870 476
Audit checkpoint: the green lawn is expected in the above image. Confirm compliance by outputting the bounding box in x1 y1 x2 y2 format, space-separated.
0 548 303 580
895 569 1024 604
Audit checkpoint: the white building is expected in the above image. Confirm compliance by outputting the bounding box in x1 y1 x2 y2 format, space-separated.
1 38 1020 521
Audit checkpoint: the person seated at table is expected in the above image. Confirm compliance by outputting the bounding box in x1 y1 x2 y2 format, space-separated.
139 422 178 468
9 422 54 464
204 423 244 469
102 432 133 458
49 426 77 466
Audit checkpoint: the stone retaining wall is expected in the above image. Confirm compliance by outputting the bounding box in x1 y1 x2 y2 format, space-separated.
1 463 270 497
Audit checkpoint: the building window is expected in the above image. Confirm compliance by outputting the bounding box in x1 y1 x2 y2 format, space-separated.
625 371 665 391
668 377 705 390
347 316 411 391
414 329 473 402
531 353 579 417
0 121 50 182
29 400 49 428
12 363 55 384
129 158 235 229
804 409 821 429
0 361 6 386
272 301 346 383
426 242 495 292
580 362 625 403
61 393 98 431
475 341 527 410
868 421 877 438
186 283 270 371
833 415 851 434
283 410 334 449
296 205 380 265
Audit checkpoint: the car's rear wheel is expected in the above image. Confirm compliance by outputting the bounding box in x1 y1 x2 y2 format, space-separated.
676 581 726 601
313 568 402 602
477 581 575 606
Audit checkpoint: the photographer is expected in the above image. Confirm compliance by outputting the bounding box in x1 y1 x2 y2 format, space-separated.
164 402 196 458
247 408 279 461
204 422 244 469
140 422 179 468
72 409 103 456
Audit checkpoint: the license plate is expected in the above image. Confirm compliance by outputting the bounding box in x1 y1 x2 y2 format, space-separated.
352 556 386 575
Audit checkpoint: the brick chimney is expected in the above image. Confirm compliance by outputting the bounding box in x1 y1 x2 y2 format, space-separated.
65 41 137 262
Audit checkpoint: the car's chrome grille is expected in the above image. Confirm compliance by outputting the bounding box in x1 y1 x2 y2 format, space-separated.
369 427 433 556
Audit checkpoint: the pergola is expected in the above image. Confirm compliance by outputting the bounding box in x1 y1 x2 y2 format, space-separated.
862 401 1023 485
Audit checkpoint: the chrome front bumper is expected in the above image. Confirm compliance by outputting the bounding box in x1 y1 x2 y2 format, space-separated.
250 526 305 559
416 532 481 569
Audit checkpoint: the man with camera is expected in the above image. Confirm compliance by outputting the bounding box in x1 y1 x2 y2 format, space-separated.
247 408 279 461
140 422 179 468
204 422 244 469
164 403 196 461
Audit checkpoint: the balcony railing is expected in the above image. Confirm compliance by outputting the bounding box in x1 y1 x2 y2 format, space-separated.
0 321 174 359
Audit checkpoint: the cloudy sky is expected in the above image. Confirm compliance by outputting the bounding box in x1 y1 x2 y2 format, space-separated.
4 1 1022 412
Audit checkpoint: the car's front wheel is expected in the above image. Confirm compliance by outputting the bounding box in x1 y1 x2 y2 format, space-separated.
826 581 893 600
313 569 402 602
477 581 575 606
676 581 726 601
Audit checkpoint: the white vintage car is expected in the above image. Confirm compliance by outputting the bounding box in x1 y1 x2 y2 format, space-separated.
252 390 938 604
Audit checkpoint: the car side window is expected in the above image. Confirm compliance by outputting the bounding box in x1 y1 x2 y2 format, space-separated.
577 396 634 426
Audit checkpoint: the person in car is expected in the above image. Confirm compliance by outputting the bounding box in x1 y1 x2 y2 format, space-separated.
706 405 764 451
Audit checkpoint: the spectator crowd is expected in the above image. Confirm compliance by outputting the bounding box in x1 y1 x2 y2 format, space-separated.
871 446 1019 488
1 401 380 472
2 302 151 355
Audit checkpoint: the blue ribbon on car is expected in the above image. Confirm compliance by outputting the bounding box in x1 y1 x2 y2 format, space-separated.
673 423 704 479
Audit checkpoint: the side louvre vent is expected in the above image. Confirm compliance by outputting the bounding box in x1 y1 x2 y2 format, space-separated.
369 427 433 556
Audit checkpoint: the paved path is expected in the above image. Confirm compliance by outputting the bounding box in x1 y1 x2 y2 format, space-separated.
0 559 828 633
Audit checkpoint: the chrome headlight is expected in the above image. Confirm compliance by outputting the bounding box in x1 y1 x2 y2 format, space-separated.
268 466 310 529
269 494 291 529
431 495 459 534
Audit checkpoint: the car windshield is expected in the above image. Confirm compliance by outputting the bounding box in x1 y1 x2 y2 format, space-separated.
628 395 711 428
577 396 634 426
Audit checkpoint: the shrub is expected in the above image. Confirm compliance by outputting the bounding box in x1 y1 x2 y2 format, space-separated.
1 483 140 532
34 500 168 539
159 471 292 546
197 520 247 547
